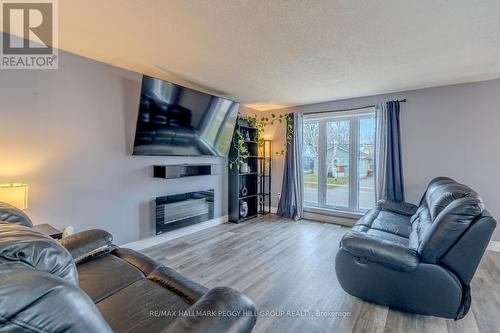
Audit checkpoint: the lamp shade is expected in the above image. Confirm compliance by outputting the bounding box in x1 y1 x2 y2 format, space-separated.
0 183 28 209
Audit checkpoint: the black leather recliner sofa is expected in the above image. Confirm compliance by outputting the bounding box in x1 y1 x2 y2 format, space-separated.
0 203 257 332
335 177 496 319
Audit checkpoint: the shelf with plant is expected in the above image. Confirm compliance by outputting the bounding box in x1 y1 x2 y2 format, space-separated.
228 113 293 170
228 129 249 170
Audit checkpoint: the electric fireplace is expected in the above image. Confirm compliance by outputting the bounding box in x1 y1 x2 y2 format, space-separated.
155 190 214 235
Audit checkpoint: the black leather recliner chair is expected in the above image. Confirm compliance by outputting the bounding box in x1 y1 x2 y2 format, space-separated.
0 203 257 332
335 177 496 319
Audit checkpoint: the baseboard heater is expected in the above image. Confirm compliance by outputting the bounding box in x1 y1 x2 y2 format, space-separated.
153 164 217 179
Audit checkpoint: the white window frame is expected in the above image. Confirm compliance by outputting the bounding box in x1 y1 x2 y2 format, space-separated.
303 107 375 213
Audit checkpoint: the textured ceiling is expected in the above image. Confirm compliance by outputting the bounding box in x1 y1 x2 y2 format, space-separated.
13 1 500 109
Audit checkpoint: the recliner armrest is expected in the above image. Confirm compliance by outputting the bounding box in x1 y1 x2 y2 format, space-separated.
59 229 114 263
148 266 209 304
165 287 257 333
377 199 418 216
341 231 420 272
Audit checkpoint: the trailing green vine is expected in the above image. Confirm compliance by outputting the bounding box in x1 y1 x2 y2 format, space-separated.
228 113 294 170
228 129 249 170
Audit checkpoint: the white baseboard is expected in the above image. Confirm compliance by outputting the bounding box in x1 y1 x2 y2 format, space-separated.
487 241 500 252
123 215 228 251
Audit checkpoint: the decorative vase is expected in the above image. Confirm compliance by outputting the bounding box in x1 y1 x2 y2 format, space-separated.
241 186 248 196
245 131 251 141
240 162 249 173
239 200 249 218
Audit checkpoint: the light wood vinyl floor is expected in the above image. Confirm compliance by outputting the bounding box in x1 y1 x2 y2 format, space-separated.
142 215 500 333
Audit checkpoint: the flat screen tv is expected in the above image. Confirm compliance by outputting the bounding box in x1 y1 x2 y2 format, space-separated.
133 75 239 156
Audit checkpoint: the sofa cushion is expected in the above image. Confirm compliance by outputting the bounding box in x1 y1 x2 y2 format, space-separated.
425 177 483 221
97 278 191 332
353 206 412 241
416 178 484 263
0 269 112 333
0 202 33 227
344 205 416 268
352 208 380 232
107 248 208 304
78 247 210 306
377 200 418 216
371 210 412 238
419 196 484 263
77 254 145 302
0 223 78 285
409 204 433 250
364 228 409 246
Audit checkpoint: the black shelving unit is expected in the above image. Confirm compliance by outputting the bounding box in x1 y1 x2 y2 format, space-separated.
258 140 272 215
228 118 259 223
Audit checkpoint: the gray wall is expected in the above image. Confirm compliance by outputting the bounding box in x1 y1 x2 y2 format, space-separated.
246 79 500 241
0 49 228 245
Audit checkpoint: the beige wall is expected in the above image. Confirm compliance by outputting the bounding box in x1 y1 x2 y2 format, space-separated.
248 79 500 241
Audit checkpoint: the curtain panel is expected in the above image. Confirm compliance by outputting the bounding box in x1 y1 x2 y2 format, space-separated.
277 113 304 220
375 103 388 201
375 101 405 202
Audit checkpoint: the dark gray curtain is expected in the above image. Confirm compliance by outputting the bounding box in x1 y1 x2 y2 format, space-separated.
385 101 405 202
277 113 303 220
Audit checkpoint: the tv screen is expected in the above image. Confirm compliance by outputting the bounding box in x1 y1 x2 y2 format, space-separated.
133 75 239 156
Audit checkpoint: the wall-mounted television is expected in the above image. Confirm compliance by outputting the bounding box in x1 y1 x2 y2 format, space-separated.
133 75 239 156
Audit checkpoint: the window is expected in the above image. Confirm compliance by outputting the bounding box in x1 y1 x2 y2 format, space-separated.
303 108 376 212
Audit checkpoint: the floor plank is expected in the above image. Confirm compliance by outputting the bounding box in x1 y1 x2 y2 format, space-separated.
142 215 500 333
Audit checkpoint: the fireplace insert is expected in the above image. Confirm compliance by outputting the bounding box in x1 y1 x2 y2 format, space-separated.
155 190 214 234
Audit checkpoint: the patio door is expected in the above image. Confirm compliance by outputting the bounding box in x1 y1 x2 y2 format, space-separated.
302 108 376 212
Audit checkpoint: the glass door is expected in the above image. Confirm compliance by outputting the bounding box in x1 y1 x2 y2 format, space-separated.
325 120 351 209
303 108 376 212
302 121 319 206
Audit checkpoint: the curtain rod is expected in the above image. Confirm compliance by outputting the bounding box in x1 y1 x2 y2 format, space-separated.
303 99 407 115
